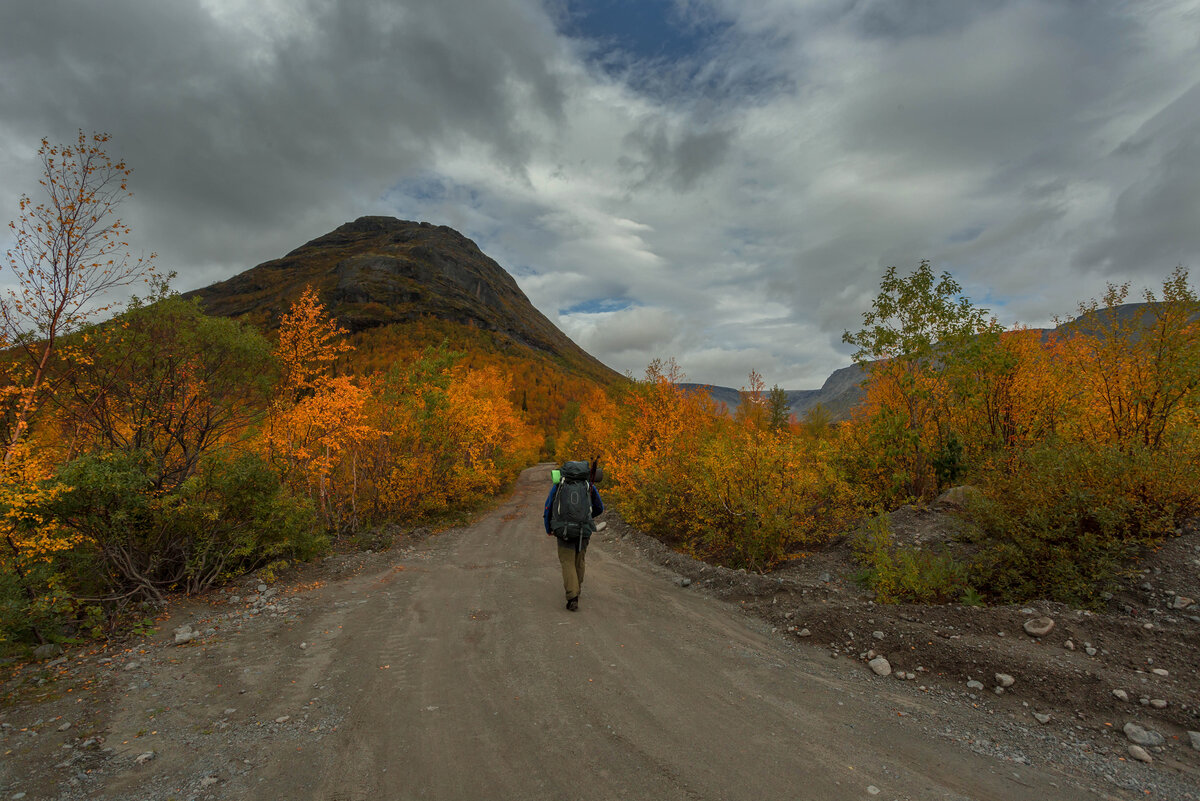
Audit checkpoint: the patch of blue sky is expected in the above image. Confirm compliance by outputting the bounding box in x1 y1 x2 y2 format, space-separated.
561 296 636 315
558 0 719 64
556 0 787 102
385 173 483 208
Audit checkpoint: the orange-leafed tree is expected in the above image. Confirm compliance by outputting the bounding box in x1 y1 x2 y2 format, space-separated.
1 132 156 465
267 287 377 526
275 286 354 403
609 359 719 544
1058 267 1199 451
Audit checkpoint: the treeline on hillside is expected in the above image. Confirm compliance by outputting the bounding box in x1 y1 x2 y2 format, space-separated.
0 133 537 649
558 262 1200 607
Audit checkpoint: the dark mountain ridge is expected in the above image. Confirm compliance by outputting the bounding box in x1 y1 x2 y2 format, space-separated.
184 216 620 383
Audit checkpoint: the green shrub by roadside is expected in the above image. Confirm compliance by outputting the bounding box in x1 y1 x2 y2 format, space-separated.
851 512 973 604
43 450 324 606
964 438 1197 607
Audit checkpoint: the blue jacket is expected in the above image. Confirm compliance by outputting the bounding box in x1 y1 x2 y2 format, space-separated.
544 481 604 534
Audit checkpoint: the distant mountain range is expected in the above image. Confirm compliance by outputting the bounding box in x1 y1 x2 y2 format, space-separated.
681 362 867 421
686 301 1198 421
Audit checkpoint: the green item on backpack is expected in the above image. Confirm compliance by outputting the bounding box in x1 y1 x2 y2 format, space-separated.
551 468 561 484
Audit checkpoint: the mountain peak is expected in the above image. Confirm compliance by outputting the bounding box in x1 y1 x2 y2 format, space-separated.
184 218 618 382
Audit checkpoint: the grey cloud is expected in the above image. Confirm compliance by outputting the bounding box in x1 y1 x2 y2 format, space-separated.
619 119 734 191
847 0 1006 40
0 0 568 287
1076 82 1200 275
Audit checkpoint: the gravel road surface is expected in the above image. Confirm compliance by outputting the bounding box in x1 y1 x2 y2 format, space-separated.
6 465 1181 800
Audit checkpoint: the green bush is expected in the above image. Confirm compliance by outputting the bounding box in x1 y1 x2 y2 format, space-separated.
0 562 78 649
45 449 324 603
965 438 1197 606
851 512 972 604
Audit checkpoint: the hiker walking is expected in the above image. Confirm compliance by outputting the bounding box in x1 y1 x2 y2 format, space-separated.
544 460 604 611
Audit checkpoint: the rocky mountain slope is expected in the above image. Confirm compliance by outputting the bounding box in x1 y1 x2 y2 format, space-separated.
184 216 620 385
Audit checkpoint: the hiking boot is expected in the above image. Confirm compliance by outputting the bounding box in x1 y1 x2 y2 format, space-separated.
566 597 579 612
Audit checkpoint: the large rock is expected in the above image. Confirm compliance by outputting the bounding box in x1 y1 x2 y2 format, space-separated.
32 643 63 660
936 486 982 508
1023 617 1055 637
868 656 892 676
1123 722 1165 747
1128 745 1153 763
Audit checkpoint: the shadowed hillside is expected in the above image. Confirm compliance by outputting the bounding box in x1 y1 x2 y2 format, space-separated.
184 216 620 384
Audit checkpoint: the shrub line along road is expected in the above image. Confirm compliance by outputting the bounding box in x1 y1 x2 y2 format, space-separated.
91 466 1141 800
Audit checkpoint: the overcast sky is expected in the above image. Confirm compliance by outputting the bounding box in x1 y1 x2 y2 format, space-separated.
2 0 1199 388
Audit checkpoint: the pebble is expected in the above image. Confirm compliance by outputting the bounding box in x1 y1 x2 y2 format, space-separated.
1112 689 1129 702
797 628 812 638
995 673 1015 688
1149 699 1168 709
1188 731 1200 751
868 656 891 677
1151 668 1168 677
1128 745 1153 764
1171 595 1194 610
1063 640 1075 651
56 722 71 732
867 786 880 796
1142 623 1154 630
1023 617 1055 637
135 752 156 764
274 716 290 724
200 776 219 787
1123 722 1165 747
871 631 884 640
966 680 984 691
1084 646 1097 656
223 708 236 715
1033 712 1051 724
257 583 268 592
300 642 308 650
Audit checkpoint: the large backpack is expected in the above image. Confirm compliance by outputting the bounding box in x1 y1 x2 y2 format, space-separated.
551 461 594 544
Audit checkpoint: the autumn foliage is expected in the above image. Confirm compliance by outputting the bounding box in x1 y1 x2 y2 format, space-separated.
558 265 1198 604
558 361 854 571
0 135 540 649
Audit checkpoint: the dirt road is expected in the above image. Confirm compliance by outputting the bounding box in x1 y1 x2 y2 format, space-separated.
6 466 1180 800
